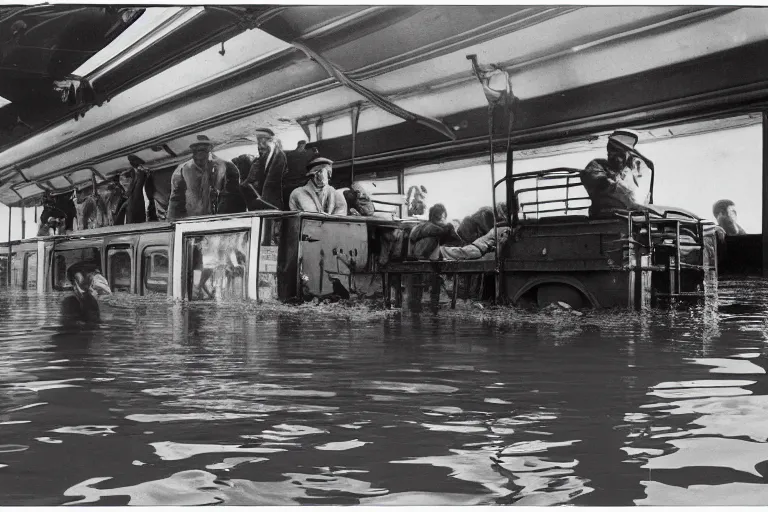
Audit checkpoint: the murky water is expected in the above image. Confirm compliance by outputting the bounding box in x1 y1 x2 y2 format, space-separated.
1 281 768 505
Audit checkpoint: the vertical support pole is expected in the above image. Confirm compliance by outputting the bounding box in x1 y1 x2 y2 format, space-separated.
350 103 362 185
763 111 768 277
397 167 405 219
488 105 499 305
7 206 12 285
21 205 25 240
506 145 514 225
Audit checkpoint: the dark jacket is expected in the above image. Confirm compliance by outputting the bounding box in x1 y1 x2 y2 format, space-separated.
244 148 287 211
343 182 375 216
215 160 247 215
457 207 495 244
283 146 316 208
115 167 158 225
408 221 462 260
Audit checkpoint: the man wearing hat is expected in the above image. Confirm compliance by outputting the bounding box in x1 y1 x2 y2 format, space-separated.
242 128 287 210
581 129 656 218
114 154 157 225
168 135 245 220
241 128 287 244
288 156 347 215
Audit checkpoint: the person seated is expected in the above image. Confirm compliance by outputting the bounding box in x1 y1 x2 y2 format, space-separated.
713 199 747 237
288 157 347 215
456 202 507 244
408 203 463 260
440 225 512 261
342 182 375 216
581 129 656 218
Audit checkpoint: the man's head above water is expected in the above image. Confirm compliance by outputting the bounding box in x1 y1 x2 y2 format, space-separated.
67 262 112 299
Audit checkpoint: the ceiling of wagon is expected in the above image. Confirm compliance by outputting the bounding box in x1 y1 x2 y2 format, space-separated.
1 6 768 206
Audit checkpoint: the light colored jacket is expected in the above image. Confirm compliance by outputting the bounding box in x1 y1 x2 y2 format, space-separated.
288 181 347 215
168 156 239 220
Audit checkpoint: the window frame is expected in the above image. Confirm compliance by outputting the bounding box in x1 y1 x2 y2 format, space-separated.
106 244 134 294
141 245 170 296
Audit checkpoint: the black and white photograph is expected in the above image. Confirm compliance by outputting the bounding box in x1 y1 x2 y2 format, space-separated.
0 1 767 506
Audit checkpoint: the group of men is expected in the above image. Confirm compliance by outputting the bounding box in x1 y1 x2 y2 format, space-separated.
404 128 750 263
38 129 377 239
38 126 747 253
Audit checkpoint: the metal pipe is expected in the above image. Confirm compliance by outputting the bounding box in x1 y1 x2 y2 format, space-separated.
7 206 11 286
21 206 25 240
487 105 500 304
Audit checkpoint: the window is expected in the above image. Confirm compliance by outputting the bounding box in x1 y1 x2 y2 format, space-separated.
143 247 169 295
183 230 249 301
53 248 101 291
0 255 8 287
24 253 37 290
107 246 132 292
356 175 401 217
9 253 22 288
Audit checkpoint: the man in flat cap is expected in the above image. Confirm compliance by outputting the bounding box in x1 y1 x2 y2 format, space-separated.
288 157 347 215
581 129 656 218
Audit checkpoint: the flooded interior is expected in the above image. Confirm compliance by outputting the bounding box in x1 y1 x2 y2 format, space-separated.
1 280 768 505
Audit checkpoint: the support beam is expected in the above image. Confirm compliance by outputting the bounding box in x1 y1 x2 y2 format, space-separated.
763 111 768 277
7 206 11 285
21 205 25 240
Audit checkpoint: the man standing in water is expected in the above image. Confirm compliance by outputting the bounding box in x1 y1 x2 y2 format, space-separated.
581 129 657 218
60 262 112 323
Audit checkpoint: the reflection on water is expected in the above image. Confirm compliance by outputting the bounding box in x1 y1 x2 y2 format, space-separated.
1 281 768 505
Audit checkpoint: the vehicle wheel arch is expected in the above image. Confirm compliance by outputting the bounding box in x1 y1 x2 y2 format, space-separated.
512 276 601 308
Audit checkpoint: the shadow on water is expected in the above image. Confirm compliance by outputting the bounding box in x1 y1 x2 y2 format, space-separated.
0 282 768 505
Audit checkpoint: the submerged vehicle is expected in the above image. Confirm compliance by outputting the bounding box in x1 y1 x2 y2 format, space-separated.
1 5 764 309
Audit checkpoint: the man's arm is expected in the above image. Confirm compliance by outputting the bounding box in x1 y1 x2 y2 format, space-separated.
143 170 158 221
330 189 348 215
288 188 302 211
167 166 187 221
580 160 618 194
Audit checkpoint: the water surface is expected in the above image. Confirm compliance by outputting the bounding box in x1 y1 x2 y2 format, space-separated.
1 281 768 505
